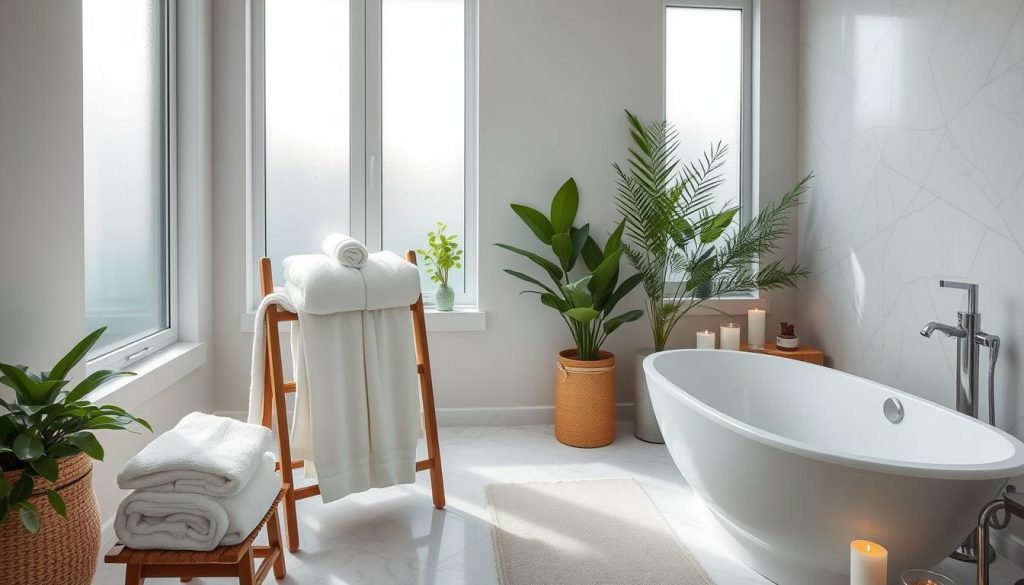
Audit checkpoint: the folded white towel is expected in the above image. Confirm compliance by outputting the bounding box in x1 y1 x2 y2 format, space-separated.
282 254 366 315
362 251 421 311
114 452 280 551
118 412 273 497
322 233 369 268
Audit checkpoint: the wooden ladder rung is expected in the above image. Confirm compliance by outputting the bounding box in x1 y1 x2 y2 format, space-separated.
294 484 321 499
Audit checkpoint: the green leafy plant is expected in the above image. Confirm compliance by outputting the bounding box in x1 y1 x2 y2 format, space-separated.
614 111 810 351
417 222 463 287
497 178 644 360
0 327 151 533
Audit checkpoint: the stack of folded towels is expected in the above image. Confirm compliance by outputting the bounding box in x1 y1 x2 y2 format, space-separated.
114 412 280 551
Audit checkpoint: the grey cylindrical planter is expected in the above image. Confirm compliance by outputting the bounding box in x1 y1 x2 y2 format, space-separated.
634 348 664 443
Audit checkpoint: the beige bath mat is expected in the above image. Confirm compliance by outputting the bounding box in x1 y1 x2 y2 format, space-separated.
485 478 715 585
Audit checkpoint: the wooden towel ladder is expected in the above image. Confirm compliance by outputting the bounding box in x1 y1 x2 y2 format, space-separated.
257 251 445 553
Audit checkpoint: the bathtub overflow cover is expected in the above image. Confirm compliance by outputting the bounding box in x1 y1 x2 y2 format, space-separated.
883 397 904 424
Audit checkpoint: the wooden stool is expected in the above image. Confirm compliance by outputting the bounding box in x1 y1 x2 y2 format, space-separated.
105 487 288 585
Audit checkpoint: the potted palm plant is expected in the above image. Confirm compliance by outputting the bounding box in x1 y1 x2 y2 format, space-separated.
497 177 643 447
0 327 151 585
615 111 810 442
417 222 463 311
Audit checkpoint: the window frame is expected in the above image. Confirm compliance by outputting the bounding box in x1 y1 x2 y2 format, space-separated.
85 0 179 372
249 0 479 310
663 0 755 299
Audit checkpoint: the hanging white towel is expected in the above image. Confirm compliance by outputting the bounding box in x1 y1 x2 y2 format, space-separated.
118 412 273 497
247 248 423 503
322 233 369 268
114 452 280 551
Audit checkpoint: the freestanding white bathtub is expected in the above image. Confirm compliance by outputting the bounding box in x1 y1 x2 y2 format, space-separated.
643 349 1024 585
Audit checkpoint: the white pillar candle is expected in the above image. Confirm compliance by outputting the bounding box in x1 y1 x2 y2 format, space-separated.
747 308 766 349
696 330 716 349
850 540 887 585
720 323 741 350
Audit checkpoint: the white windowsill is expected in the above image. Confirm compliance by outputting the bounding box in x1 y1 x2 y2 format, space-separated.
675 296 769 316
87 342 207 410
239 307 487 333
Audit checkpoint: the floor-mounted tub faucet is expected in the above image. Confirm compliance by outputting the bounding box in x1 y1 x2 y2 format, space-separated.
919 281 1001 425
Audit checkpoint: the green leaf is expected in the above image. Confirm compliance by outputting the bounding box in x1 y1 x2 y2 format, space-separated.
560 277 594 308
581 237 604 272
46 490 67 519
510 204 554 245
601 272 644 315
9 473 33 504
550 178 579 233
564 307 600 323
494 243 563 285
67 432 104 461
503 270 559 297
700 208 739 244
604 220 626 256
0 363 38 403
569 225 590 268
18 502 40 534
64 369 135 403
30 456 58 482
603 309 644 335
588 248 623 298
48 327 106 382
0 473 10 498
540 293 570 312
551 232 574 273
13 432 44 461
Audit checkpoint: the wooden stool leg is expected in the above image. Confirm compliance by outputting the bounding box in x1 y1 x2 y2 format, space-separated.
267 507 288 579
238 549 257 585
124 564 143 585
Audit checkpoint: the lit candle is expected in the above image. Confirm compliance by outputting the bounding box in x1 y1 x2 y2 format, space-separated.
747 308 766 349
696 330 716 349
850 540 887 585
720 323 740 350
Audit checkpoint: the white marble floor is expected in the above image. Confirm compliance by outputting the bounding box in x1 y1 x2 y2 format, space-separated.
95 424 1023 585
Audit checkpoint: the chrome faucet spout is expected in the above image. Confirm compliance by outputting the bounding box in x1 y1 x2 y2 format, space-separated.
920 321 966 338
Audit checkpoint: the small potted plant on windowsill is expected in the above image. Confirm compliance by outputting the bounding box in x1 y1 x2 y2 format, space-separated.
0 327 151 585
614 110 810 443
497 178 643 448
417 222 463 312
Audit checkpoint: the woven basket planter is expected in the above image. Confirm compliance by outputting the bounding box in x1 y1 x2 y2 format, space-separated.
0 453 101 585
554 349 616 448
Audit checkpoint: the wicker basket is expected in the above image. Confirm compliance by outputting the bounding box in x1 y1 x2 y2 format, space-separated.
0 453 101 585
554 349 616 448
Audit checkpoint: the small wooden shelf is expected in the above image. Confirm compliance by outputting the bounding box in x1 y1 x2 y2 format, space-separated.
741 342 824 366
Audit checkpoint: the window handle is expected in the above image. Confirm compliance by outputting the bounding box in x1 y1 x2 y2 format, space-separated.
369 155 376 190
126 347 151 362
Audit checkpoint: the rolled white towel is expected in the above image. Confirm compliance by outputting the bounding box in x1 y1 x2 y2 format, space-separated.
282 254 366 315
118 412 273 497
362 251 422 311
322 233 369 268
114 452 281 551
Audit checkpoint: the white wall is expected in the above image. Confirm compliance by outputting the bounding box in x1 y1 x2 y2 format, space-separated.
212 0 804 421
797 0 1024 433
0 0 215 534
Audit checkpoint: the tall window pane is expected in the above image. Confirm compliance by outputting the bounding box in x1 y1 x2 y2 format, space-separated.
265 0 351 276
83 0 169 357
666 7 743 217
382 0 466 293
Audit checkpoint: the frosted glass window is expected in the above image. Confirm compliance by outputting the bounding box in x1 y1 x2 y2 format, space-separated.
264 0 351 277
666 7 743 220
382 0 466 293
83 0 170 358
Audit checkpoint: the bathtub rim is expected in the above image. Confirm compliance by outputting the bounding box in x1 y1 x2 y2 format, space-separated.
643 349 1024 480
